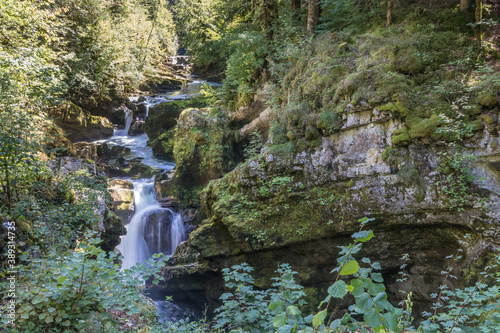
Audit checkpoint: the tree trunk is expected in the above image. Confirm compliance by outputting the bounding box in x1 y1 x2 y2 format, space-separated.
307 0 318 35
475 0 482 42
3 159 11 213
292 0 300 11
460 0 468 11
387 0 392 27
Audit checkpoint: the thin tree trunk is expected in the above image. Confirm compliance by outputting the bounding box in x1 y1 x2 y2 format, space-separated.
460 0 468 11
475 0 482 42
3 159 11 214
292 0 300 11
307 0 318 35
387 0 392 27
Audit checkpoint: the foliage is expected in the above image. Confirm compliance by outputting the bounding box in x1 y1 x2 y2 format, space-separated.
243 131 265 160
435 144 481 211
211 218 500 333
1 233 167 332
58 0 177 103
214 262 306 333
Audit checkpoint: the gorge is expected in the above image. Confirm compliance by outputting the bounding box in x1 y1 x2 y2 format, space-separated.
2 1 500 332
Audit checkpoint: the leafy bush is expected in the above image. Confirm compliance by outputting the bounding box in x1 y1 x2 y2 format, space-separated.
212 218 500 332
1 233 167 332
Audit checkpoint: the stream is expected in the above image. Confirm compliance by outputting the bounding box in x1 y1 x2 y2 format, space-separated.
98 79 221 323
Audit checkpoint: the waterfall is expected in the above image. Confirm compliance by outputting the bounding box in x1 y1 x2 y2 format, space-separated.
114 107 133 136
117 178 186 270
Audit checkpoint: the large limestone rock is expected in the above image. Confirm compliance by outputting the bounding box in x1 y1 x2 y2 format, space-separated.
152 104 500 317
154 107 236 207
142 98 210 158
51 101 113 142
108 179 135 224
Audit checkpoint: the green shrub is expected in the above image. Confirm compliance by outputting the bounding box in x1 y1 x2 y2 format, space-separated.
213 218 500 332
1 233 167 332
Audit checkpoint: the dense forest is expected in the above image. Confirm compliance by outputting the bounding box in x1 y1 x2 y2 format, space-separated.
1 0 500 332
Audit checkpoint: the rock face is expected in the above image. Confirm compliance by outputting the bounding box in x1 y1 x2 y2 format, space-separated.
154 107 236 208
153 104 500 316
142 98 210 159
108 179 135 224
51 101 113 142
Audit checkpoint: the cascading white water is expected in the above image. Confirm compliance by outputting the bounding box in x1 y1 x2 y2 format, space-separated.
101 80 221 323
114 107 133 136
117 177 186 270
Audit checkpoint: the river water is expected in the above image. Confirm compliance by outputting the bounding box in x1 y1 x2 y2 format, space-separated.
100 79 220 323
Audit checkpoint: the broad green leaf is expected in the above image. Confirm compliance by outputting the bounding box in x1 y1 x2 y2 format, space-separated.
282 272 293 282
330 319 342 329
274 313 287 328
364 308 382 329
366 279 386 296
372 272 384 283
350 279 365 296
312 309 327 327
287 305 301 316
382 312 399 332
352 230 374 242
355 292 374 312
278 324 294 333
57 276 67 284
340 260 360 276
372 289 384 301
270 299 285 312
328 280 348 298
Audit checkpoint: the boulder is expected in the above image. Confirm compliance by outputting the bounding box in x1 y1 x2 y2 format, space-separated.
142 98 210 158
51 101 113 142
108 179 135 224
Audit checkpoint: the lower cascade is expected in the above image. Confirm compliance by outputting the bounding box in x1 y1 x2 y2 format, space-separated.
117 177 186 270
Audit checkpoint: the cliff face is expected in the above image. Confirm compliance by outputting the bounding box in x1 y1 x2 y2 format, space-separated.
148 23 500 316
151 101 500 315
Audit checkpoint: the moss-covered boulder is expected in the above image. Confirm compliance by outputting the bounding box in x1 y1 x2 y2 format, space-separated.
142 98 210 158
154 107 236 207
50 101 113 142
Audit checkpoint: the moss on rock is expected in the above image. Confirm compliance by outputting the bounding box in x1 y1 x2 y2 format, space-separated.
142 98 210 157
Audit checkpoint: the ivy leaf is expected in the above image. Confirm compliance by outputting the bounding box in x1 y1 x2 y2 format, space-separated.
340 260 360 276
328 280 348 298
312 309 327 327
274 313 287 328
